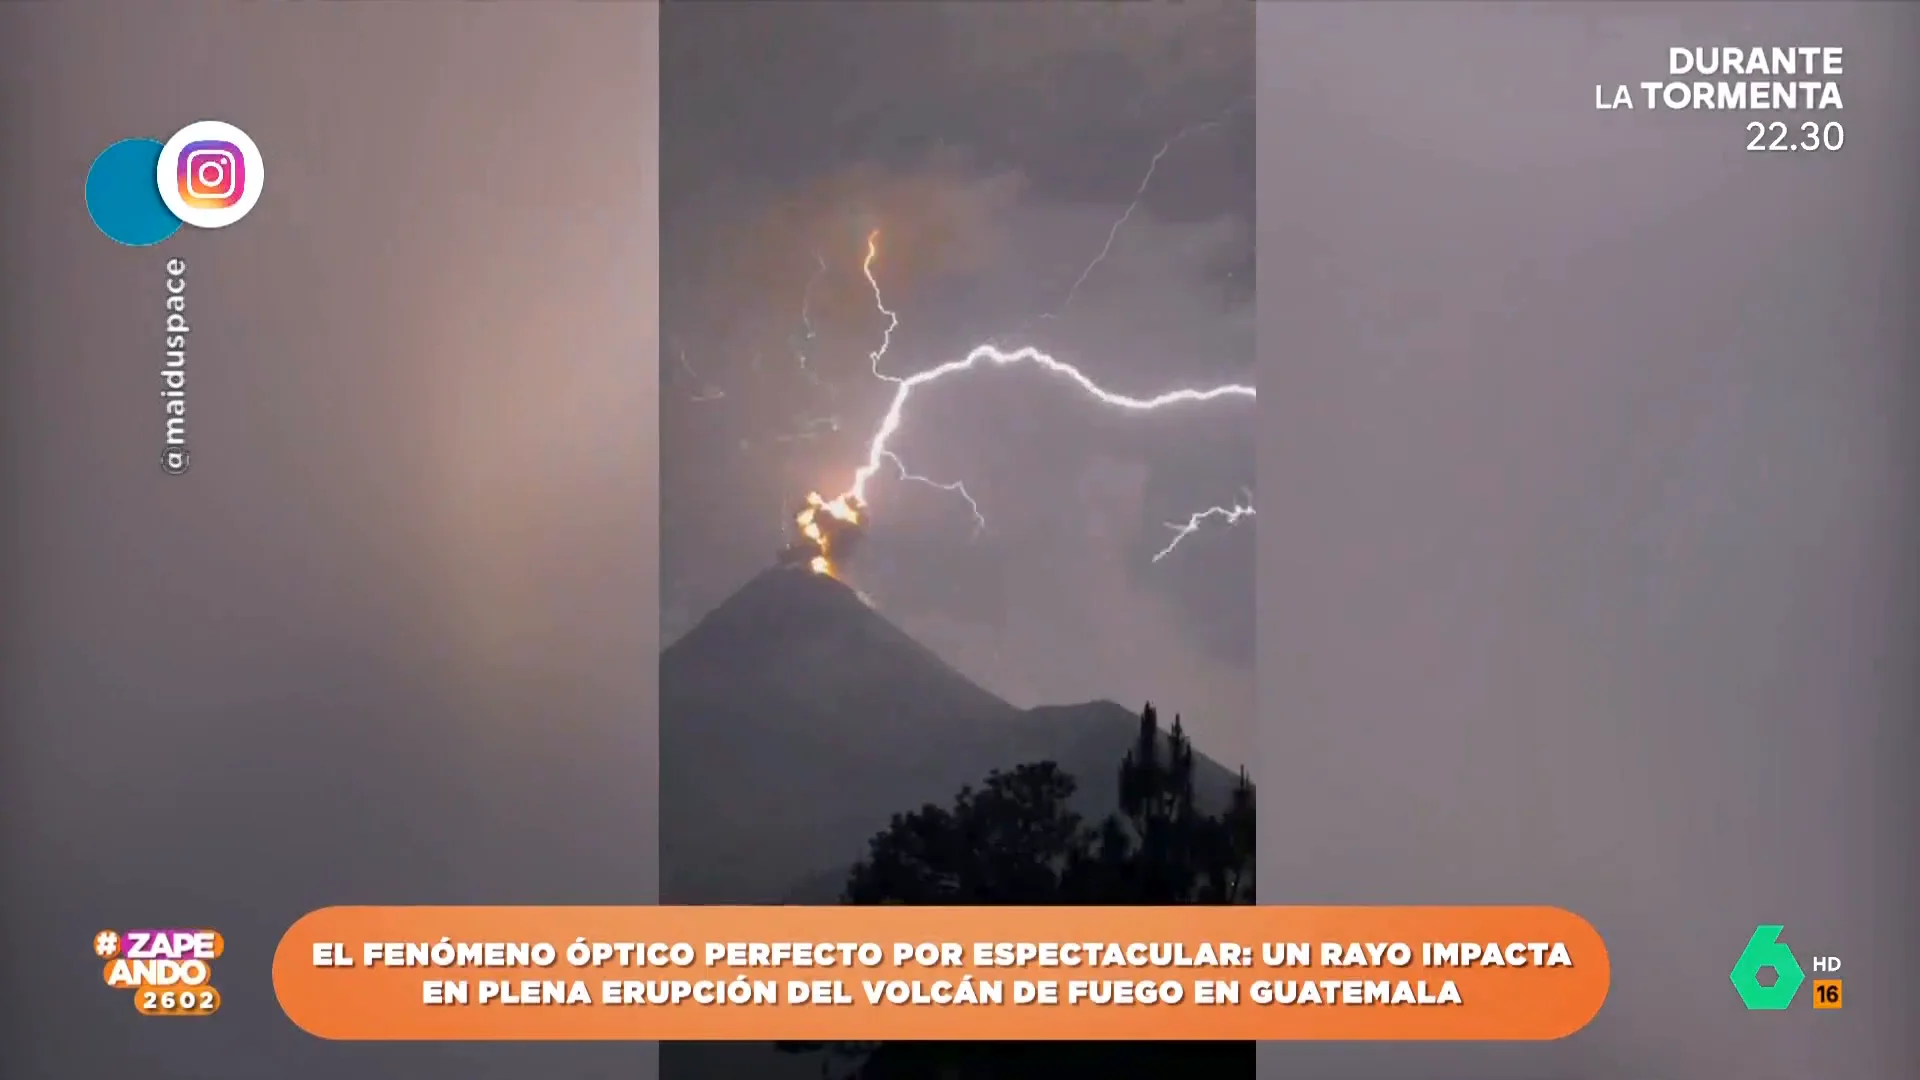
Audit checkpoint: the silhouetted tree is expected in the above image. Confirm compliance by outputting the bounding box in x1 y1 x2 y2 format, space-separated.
1071 704 1255 905
844 761 1089 905
781 702 1255 1080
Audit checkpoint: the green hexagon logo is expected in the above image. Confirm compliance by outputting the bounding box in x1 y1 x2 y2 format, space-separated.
1729 924 1805 1009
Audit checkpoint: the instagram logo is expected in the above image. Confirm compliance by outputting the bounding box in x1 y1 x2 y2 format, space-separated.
157 120 264 229
177 141 244 209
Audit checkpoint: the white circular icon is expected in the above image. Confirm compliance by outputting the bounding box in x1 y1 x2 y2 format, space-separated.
157 120 264 229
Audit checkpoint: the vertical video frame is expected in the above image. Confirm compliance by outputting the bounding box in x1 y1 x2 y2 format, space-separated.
661 5 1254 1076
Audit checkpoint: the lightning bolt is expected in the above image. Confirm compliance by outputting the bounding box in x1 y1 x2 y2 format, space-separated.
795 250 830 389
844 346 1252 507
1152 493 1256 564
1043 97 1251 324
800 251 826 349
862 230 901 380
879 449 986 536
773 414 842 444
798 211 1257 576
673 343 725 403
797 342 1253 573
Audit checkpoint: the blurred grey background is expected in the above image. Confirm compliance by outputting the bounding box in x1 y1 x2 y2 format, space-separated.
1258 4 1916 1079
0 6 660 1079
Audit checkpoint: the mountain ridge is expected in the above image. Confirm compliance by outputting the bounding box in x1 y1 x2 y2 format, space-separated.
661 565 1242 904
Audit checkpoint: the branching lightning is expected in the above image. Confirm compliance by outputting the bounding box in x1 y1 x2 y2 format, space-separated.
674 343 725 403
879 449 986 536
793 227 1254 577
1043 96 1251 324
1153 491 1256 564
793 102 1259 577
842 344 1253 509
743 255 847 450
862 230 901 380
795 250 831 389
800 251 825 349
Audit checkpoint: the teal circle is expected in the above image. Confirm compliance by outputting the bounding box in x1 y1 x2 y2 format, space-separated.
86 139 181 247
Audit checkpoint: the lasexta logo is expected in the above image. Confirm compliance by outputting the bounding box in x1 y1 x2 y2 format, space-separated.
1728 924 1805 1009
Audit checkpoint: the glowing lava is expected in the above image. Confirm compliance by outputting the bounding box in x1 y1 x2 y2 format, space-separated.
794 490 866 577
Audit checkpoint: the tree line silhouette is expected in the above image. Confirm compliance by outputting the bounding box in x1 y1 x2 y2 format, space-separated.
781 703 1255 1079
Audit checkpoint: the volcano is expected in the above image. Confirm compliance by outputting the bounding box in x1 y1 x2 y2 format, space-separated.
660 565 1244 904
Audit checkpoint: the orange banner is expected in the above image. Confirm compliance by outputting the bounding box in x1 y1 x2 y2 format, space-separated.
273 906 1608 1041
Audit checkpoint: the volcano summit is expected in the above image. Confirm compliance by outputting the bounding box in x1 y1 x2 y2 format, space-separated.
660 566 1243 904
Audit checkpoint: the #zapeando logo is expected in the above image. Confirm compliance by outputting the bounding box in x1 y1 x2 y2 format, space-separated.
96 927 225 1017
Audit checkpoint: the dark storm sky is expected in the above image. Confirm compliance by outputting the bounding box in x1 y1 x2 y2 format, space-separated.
660 2 1257 766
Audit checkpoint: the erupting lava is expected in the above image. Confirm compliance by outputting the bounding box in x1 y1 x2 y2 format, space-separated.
793 491 866 577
